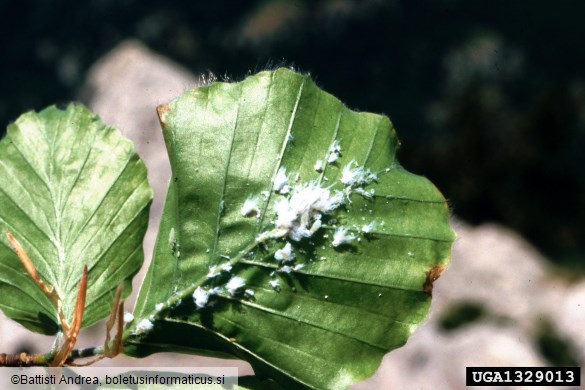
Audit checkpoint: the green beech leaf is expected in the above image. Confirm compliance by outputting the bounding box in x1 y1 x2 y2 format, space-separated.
125 68 454 389
0 104 152 334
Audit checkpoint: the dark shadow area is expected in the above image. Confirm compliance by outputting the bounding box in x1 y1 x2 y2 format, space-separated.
1 0 584 269
534 318 581 367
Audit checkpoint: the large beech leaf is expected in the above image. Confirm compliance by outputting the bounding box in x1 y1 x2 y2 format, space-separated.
0 105 152 334
125 68 454 389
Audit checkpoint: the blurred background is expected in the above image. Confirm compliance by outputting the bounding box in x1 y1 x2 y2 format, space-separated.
1 0 583 270
1 0 583 387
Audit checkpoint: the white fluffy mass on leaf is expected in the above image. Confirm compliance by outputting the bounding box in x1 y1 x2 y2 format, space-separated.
241 196 260 217
226 276 246 296
341 160 377 187
273 182 344 241
328 140 341 163
275 242 295 262
193 287 210 309
273 167 290 194
123 312 134 323
134 319 154 335
332 227 356 247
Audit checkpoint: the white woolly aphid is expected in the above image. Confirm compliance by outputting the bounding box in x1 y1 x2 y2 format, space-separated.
274 242 295 262
341 160 377 187
277 265 294 274
269 279 280 289
193 287 210 309
226 276 246 296
221 262 233 272
314 160 324 172
328 140 341 163
207 265 222 278
273 182 344 241
332 227 356 247
361 221 376 234
273 167 290 194
293 263 305 271
134 319 154 335
241 197 260 218
155 303 164 312
123 312 134 323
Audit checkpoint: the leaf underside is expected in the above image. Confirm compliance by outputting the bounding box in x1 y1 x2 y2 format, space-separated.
126 68 454 389
0 105 152 334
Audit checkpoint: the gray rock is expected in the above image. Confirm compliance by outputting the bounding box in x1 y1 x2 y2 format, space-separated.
80 39 198 265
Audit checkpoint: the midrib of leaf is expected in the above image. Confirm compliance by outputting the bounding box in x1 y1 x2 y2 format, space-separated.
32 111 67 288
256 77 306 232
123 238 262 340
210 86 241 262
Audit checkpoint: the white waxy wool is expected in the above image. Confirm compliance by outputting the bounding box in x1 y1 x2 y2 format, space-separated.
277 265 294 273
314 160 324 172
123 312 134 323
330 139 341 153
273 182 344 241
328 140 341 163
207 265 221 278
241 197 260 217
134 319 154 335
341 160 377 187
155 303 164 311
328 152 339 163
245 289 255 297
274 242 295 262
293 263 305 271
226 276 246 296
221 262 233 272
361 221 376 234
193 287 210 309
269 279 280 289
273 167 290 194
275 198 297 230
332 227 356 247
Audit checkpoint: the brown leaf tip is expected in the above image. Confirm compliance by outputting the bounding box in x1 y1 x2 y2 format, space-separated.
156 104 171 129
423 264 447 297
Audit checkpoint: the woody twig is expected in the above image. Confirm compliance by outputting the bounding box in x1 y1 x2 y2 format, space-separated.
51 265 87 366
4 231 89 367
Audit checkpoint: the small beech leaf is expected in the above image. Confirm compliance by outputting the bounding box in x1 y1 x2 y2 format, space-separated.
126 69 454 389
0 105 152 334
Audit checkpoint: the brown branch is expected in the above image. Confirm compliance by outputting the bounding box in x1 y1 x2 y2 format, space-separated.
67 284 125 366
104 284 123 356
4 233 125 367
51 265 88 367
0 353 47 367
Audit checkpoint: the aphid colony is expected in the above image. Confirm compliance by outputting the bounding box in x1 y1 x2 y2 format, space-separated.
134 140 380 335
